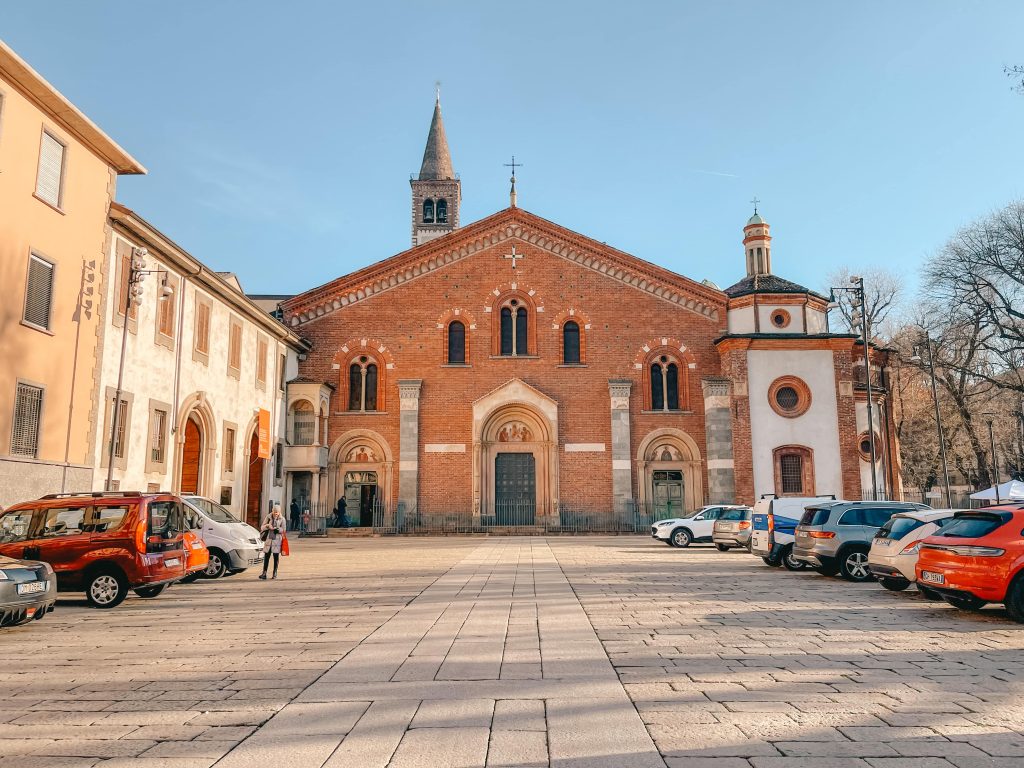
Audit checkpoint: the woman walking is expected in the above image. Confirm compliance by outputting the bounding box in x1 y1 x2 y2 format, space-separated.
259 505 287 580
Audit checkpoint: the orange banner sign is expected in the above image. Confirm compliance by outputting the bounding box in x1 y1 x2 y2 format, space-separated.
257 408 272 459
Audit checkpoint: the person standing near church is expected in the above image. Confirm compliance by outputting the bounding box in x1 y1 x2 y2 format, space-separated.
289 498 300 531
259 505 287 579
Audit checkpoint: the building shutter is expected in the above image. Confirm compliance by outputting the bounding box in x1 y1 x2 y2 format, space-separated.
23 255 54 330
12 383 43 457
36 132 65 207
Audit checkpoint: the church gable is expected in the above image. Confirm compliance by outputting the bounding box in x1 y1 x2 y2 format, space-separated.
281 208 726 328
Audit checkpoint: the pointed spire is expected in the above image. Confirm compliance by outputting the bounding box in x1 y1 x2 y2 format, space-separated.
418 94 454 180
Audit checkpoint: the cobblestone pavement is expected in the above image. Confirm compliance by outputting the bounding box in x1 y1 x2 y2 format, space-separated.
2 537 1023 767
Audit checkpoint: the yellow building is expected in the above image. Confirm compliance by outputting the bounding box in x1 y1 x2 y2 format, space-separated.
0 40 145 505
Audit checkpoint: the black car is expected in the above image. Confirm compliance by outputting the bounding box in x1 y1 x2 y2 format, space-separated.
0 555 57 627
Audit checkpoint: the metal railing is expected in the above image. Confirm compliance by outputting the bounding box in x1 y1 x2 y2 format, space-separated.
287 498 697 536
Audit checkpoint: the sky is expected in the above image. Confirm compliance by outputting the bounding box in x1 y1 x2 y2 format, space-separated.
4 1 1024 298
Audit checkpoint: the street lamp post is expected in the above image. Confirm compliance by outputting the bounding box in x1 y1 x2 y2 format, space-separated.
104 248 173 491
910 331 953 508
828 276 879 501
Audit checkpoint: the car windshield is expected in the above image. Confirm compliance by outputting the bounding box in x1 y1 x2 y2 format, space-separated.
937 516 1005 539
876 517 926 540
719 509 749 521
186 497 239 524
801 507 832 526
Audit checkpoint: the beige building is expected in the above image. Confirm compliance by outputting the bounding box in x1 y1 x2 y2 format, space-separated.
0 40 145 506
94 205 307 525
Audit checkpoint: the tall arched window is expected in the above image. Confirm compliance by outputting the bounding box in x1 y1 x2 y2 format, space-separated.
422 199 434 223
495 295 535 357
290 400 315 445
650 355 681 411
436 198 448 223
515 307 528 356
563 321 580 364
500 308 513 355
447 320 466 364
347 356 379 412
773 445 815 496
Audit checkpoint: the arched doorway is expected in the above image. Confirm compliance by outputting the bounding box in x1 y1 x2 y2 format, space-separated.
477 403 556 525
181 416 202 494
636 428 704 517
245 429 264 527
326 430 394 527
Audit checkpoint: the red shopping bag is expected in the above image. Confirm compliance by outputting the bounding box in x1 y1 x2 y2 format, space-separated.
281 534 290 557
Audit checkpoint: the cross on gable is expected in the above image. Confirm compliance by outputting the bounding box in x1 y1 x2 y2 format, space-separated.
503 245 524 271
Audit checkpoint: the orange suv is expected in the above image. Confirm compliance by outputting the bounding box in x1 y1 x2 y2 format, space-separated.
0 492 188 608
916 504 1024 620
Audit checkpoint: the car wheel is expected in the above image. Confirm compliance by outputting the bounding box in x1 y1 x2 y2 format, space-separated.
917 585 944 601
879 577 910 592
762 556 782 568
839 549 874 582
782 545 807 571
134 585 167 599
942 594 985 611
85 569 128 609
671 528 692 548
203 550 228 579
1004 578 1024 623
715 543 730 552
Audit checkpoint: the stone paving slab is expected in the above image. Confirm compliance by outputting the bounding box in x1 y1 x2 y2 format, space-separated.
1 536 1023 767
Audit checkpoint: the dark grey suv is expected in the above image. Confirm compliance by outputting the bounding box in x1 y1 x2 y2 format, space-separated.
792 501 930 582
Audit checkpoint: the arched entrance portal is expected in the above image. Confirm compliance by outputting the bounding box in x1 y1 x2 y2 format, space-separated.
245 429 264 527
636 428 704 517
181 416 202 494
326 430 394 527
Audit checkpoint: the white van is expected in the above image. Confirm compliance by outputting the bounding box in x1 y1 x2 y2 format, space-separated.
181 497 264 578
750 495 839 570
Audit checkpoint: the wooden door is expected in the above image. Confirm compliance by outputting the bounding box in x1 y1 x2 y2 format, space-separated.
245 430 263 527
181 417 202 494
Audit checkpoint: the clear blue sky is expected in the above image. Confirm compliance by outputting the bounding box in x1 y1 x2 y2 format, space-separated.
5 2 1023 296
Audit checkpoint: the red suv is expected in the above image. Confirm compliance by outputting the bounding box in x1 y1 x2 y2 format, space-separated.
916 504 1024 621
0 492 188 608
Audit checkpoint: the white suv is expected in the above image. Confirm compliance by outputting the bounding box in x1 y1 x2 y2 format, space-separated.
182 497 264 578
651 506 749 548
868 508 961 592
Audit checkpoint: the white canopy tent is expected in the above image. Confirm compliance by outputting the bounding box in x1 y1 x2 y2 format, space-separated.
970 479 1024 502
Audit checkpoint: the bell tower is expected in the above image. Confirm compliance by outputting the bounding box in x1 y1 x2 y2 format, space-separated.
411 93 460 247
743 202 772 276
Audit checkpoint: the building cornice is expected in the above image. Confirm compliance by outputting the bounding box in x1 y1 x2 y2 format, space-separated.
714 333 859 353
281 207 727 327
0 40 145 175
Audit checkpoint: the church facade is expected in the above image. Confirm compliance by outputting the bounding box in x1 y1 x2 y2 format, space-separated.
278 99 902 527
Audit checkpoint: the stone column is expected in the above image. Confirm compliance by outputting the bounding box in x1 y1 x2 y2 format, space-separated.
397 380 422 521
702 377 737 504
608 379 633 514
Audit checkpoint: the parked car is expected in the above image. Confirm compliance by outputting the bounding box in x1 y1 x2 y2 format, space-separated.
793 500 930 582
181 528 210 583
712 507 753 551
868 509 961 592
916 505 1024 619
0 492 188 608
181 496 263 578
651 505 749 547
750 495 839 570
0 555 57 627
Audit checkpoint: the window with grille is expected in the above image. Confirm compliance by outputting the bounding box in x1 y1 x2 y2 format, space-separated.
112 398 128 459
447 321 465 364
291 401 316 444
150 409 167 463
256 337 268 384
779 454 804 494
195 301 211 354
11 383 43 457
228 321 242 370
224 427 236 472
36 130 65 208
563 321 580 364
23 254 54 330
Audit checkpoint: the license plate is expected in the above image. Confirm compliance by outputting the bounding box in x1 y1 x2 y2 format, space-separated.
17 581 46 595
920 571 945 585
164 557 181 567
191 542 203 550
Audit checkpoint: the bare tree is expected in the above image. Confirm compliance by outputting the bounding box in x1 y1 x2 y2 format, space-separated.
824 266 903 342
1006 65 1024 95
924 200 1024 397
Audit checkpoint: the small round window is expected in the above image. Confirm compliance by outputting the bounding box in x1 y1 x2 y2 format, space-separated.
771 309 791 329
858 432 881 461
768 376 811 418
